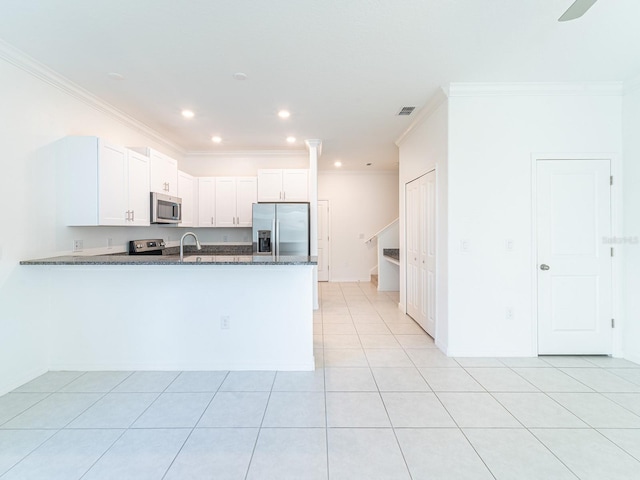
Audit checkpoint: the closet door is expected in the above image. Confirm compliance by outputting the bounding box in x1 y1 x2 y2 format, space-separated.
406 171 436 337
406 178 420 321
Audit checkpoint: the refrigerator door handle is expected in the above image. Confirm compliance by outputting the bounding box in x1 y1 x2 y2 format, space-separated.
272 219 276 256
276 220 280 257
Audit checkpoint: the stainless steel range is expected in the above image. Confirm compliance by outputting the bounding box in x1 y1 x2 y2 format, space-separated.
128 239 166 255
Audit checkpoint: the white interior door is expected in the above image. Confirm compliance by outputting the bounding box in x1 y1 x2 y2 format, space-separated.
407 171 436 336
317 200 329 281
406 178 421 322
537 159 613 354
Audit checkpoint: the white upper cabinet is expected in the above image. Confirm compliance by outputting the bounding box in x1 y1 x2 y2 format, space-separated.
215 177 257 227
257 169 308 202
282 169 309 201
197 177 216 227
126 150 151 226
214 177 236 227
257 169 284 202
130 147 178 195
178 170 195 227
236 177 258 226
150 150 178 195
59 136 150 226
97 141 128 226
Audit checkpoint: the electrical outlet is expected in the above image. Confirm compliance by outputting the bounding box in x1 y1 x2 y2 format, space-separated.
460 239 470 252
107 238 113 249
73 239 83 252
223 235 228 242
506 307 514 320
505 239 514 251
220 315 230 329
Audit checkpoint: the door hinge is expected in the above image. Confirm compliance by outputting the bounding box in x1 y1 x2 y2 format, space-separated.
611 247 614 257
612 318 615 328
610 175 613 186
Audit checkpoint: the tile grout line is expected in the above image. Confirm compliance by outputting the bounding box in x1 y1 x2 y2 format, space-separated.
483 366 585 479
158 371 231 480
321 284 330 480
428 383 498 480
242 371 278 480
79 370 178 479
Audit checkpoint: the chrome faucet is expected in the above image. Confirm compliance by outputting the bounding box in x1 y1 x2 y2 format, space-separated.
180 232 202 261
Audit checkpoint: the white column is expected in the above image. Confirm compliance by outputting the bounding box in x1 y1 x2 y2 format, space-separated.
305 139 322 309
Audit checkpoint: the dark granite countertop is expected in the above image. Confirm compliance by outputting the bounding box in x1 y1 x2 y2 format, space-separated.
21 254 317 266
383 248 400 261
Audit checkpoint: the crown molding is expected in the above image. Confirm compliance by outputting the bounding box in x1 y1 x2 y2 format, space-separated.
395 87 448 147
447 82 624 97
305 139 323 157
185 149 308 157
0 39 184 155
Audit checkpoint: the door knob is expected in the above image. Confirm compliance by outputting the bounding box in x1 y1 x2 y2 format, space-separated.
540 264 550 271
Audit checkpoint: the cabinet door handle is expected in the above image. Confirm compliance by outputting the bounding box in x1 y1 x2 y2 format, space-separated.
131 210 135 222
279 191 282 200
233 217 235 225
283 191 286 200
211 216 214 225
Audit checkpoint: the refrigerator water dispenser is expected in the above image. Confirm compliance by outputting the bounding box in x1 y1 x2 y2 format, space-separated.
257 230 272 254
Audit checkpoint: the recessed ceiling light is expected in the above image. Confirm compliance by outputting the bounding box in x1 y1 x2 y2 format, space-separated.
181 110 195 118
233 72 247 81
334 161 342 167
278 110 290 119
107 72 124 80
286 136 296 143
366 163 373 166
211 136 222 143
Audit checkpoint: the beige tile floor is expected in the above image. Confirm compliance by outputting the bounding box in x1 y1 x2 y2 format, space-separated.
1 281 639 479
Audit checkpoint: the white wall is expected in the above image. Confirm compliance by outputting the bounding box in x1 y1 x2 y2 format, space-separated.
622 81 640 364
318 171 399 282
0 52 199 394
447 84 623 356
397 91 449 349
180 153 308 177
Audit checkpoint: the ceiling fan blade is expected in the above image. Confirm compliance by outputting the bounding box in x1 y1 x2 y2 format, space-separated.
558 0 598 21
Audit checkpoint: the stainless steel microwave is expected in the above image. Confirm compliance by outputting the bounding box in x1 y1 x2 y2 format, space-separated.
150 192 182 224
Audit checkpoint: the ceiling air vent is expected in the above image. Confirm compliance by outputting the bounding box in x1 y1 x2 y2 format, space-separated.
397 106 415 116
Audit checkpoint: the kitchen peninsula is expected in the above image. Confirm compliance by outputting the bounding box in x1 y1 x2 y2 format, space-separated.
21 253 317 371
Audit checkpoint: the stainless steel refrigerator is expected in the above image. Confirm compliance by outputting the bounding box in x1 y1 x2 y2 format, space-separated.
252 203 310 256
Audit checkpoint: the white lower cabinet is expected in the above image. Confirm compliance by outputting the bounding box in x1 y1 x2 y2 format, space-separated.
215 177 257 227
178 170 195 227
60 136 149 226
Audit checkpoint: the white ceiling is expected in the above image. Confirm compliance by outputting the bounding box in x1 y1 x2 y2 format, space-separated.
1 0 639 170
